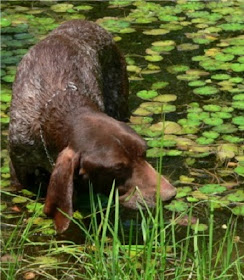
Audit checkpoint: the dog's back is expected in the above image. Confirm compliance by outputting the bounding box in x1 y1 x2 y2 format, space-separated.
9 20 128 177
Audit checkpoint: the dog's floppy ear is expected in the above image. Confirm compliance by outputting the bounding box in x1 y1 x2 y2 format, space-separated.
44 147 79 233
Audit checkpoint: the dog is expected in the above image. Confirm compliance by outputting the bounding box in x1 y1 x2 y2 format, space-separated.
9 20 176 233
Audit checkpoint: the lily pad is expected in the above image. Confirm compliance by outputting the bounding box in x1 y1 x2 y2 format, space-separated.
203 118 223 126
145 55 163 62
202 131 219 139
232 206 244 216
230 63 244 72
211 112 232 119
153 94 177 102
222 135 243 143
12 196 28 204
164 200 188 212
226 190 244 202
203 105 221 112
151 81 169 90
136 90 158 100
215 53 234 62
188 80 206 87
177 43 199 51
196 137 214 145
176 187 192 198
199 184 226 195
213 124 237 133
132 107 152 116
150 121 182 135
143 29 169 36
232 101 244 110
51 4 74 13
177 74 199 81
234 166 244 177
232 116 244 125
167 65 190 74
219 23 244 31
211 74 231 80
1 18 12 27
193 86 219 95
191 223 208 232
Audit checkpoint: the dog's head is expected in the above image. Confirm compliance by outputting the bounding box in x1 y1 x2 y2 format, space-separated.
44 113 176 232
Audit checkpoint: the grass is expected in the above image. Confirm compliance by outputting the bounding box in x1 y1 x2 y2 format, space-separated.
1 185 244 280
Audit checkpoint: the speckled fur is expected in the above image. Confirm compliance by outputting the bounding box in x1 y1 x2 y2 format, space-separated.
9 20 128 180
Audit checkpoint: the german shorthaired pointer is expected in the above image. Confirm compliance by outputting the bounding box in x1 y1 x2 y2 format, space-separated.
9 20 176 232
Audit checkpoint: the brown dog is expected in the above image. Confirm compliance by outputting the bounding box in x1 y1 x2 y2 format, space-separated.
9 20 176 232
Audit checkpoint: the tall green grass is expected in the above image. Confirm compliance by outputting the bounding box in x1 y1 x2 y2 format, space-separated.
1 186 243 280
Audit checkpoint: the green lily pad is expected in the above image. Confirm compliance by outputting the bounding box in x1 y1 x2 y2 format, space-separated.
145 55 163 62
166 150 183 156
230 63 244 72
177 74 199 81
230 77 243 83
178 118 201 127
153 94 177 102
232 205 244 216
226 190 244 202
199 59 229 71
215 53 234 62
222 135 243 143
219 23 244 31
143 29 169 36
75 5 93 11
203 105 221 112
211 112 232 119
0 203 7 211
234 166 244 177
146 148 165 158
120 28 136 34
1 18 12 27
177 43 199 51
51 3 74 12
203 118 223 126
26 202 44 213
202 131 219 139
193 86 219 95
176 187 192 198
151 81 169 90
213 124 237 134
199 184 226 195
164 200 188 212
238 57 244 63
12 196 28 204
187 112 209 120
196 137 214 145
188 80 206 87
136 90 158 100
232 101 244 110
147 139 176 148
132 107 152 116
223 46 244 56
232 116 244 125
127 65 141 73
167 65 190 74
211 74 231 80
191 223 208 232
217 143 238 161
2 75 15 83
152 40 175 47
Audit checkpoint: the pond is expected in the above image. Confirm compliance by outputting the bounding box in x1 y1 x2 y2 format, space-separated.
1 1 244 279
